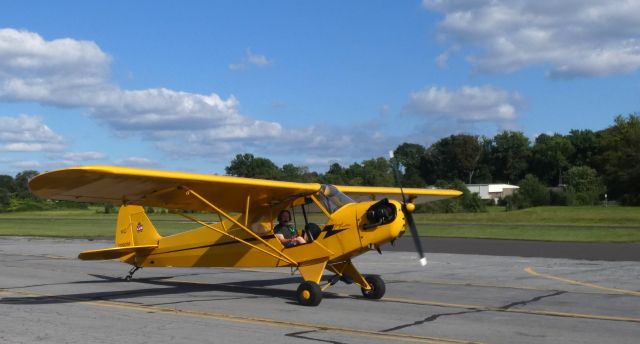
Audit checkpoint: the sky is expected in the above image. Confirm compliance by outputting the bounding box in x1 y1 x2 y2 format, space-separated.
1 0 639 176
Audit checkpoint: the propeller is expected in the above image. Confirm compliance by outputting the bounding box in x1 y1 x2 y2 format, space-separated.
389 151 427 266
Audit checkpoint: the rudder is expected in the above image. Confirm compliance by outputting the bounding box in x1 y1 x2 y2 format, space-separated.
115 205 162 247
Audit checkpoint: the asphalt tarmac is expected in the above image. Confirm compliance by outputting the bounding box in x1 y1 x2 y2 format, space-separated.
1 236 638 344
386 237 640 261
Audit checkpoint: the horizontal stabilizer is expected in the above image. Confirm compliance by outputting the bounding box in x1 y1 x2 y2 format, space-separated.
78 245 157 261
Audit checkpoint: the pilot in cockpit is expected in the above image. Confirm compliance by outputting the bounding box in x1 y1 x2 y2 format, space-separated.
273 209 307 247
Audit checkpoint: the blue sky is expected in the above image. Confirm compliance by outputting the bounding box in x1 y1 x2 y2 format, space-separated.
1 0 639 176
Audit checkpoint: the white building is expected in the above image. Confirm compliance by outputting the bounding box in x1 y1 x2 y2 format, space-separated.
466 184 520 204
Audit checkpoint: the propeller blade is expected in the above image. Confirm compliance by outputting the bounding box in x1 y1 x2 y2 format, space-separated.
391 150 427 266
403 205 427 266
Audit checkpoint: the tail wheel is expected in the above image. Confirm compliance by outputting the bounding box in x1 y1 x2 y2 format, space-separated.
361 275 385 299
296 281 322 306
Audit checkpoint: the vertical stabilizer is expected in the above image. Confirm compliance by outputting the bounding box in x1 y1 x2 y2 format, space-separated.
115 205 161 247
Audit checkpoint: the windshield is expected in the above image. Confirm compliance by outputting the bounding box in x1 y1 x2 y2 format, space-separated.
316 184 354 214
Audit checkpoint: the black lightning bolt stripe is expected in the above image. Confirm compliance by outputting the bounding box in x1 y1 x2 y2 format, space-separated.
321 225 347 239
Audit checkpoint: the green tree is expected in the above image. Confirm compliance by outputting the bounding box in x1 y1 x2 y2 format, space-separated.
597 114 640 205
280 164 317 182
14 170 39 199
319 163 348 185
344 162 365 185
491 131 531 184
225 153 280 179
564 166 605 205
393 143 426 187
0 188 10 211
530 134 574 186
567 129 599 168
0 175 17 194
473 136 494 184
361 157 394 186
421 134 482 184
516 174 551 209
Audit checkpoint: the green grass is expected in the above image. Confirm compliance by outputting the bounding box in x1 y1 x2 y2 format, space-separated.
421 225 640 242
414 206 640 242
0 208 206 238
0 206 639 243
415 205 640 225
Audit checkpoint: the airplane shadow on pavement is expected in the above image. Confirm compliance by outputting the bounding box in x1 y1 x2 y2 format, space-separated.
0 274 345 305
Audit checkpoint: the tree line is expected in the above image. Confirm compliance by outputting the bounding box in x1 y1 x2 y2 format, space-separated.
225 114 639 208
1 114 637 212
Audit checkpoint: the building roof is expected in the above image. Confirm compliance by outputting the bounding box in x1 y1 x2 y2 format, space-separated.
466 184 520 193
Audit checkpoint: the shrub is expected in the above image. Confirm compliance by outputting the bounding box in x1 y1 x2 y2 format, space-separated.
564 166 606 205
418 180 486 213
505 174 550 211
0 188 10 212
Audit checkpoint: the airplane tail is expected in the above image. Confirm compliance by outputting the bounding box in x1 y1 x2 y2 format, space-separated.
115 205 162 247
78 205 161 261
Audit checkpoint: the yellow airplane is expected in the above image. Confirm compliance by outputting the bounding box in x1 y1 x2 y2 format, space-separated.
29 165 461 306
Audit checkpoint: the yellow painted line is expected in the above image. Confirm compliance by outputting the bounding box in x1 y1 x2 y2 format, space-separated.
502 308 640 323
0 288 479 344
0 252 70 260
162 279 640 324
524 267 640 297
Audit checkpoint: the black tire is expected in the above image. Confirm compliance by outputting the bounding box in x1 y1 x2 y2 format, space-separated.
296 281 322 306
361 275 385 299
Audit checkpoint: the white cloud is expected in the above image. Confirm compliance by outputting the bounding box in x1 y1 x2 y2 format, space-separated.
246 50 272 66
90 88 247 133
229 49 273 71
0 29 281 152
115 157 157 168
62 152 106 161
0 28 110 105
405 85 522 124
0 115 64 152
50 151 108 167
435 52 449 69
0 29 405 171
10 160 41 169
424 0 640 78
62 151 106 161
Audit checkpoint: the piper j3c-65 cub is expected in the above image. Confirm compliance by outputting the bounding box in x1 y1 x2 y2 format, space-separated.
29 164 461 306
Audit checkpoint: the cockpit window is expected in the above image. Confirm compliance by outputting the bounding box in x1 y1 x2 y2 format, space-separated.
316 184 354 214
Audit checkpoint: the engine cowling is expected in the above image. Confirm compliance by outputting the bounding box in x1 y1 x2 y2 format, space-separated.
363 198 396 229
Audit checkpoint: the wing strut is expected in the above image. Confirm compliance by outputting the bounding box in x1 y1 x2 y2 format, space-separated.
183 188 298 266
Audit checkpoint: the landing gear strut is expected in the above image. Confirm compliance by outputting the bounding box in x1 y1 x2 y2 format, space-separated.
124 266 141 281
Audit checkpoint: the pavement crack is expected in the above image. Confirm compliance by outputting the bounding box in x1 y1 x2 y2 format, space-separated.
381 290 566 333
380 309 483 332
499 290 566 310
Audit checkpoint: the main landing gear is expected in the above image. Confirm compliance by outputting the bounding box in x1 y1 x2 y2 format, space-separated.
360 274 386 299
296 281 322 306
295 260 386 306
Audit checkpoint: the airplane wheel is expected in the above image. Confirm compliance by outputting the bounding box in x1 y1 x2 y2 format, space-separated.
296 281 322 306
361 275 385 299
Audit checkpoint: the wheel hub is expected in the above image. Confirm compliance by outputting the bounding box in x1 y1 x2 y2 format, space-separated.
301 290 311 300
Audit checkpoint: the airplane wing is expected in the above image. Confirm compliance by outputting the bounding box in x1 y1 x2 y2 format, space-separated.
29 166 321 213
335 185 462 204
